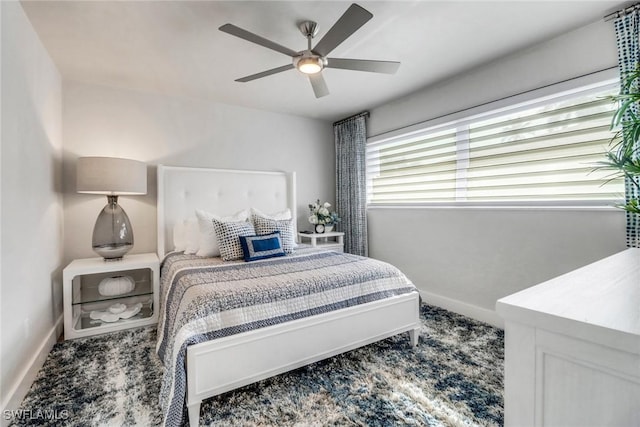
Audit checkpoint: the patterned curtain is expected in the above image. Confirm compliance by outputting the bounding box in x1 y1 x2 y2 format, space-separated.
334 113 368 256
614 11 640 247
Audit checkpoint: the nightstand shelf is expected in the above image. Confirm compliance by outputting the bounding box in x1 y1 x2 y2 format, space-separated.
71 268 153 305
76 300 154 330
298 231 345 252
63 253 159 340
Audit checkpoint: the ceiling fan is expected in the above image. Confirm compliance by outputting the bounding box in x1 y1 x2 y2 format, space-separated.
219 3 400 98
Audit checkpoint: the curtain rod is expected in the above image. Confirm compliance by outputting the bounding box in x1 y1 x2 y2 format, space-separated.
604 3 640 22
333 111 370 126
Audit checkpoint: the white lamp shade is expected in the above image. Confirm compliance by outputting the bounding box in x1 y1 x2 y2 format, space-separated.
77 157 147 195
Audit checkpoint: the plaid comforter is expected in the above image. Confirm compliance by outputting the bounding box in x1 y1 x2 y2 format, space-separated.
156 248 417 426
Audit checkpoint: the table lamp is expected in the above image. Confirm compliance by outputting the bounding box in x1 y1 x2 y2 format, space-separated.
77 156 147 260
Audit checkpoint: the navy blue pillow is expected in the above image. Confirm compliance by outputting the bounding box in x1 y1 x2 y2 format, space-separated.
239 232 286 262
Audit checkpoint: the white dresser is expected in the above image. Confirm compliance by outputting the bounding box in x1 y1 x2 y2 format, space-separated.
496 248 640 427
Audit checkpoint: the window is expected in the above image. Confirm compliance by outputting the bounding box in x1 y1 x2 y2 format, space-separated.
367 80 623 206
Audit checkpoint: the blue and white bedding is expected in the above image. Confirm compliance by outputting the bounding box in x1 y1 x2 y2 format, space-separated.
156 247 417 427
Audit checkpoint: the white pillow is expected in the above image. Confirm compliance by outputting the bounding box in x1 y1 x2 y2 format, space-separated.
173 221 187 252
195 209 249 257
183 218 200 255
250 207 292 220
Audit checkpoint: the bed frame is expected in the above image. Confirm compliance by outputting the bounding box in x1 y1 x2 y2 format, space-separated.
156 165 421 427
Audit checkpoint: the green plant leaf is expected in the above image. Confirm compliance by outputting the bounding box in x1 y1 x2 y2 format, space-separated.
598 67 640 214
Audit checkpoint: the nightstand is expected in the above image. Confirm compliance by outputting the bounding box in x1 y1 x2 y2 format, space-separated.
62 253 159 340
298 231 345 252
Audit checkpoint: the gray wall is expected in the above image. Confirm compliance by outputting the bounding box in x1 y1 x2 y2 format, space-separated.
1 1 63 410
62 81 334 263
367 19 627 325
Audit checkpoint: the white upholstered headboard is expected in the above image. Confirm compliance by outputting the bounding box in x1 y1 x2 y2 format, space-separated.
157 165 296 258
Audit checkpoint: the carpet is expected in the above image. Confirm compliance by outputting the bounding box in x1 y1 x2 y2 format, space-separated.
10 304 504 426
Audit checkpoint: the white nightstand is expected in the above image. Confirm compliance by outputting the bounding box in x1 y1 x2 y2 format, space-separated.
62 253 160 340
298 231 345 252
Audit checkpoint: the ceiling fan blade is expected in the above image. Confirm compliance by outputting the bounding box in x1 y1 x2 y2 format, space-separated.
313 4 373 57
309 73 329 98
235 64 295 82
326 58 400 74
219 23 298 57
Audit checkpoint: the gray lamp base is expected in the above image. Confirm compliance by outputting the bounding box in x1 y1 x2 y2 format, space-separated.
93 244 133 260
92 195 134 260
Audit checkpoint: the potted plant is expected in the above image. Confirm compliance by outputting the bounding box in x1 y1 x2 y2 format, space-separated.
308 200 341 233
600 69 640 214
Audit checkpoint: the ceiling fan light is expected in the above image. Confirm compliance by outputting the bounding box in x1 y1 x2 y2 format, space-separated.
297 57 323 74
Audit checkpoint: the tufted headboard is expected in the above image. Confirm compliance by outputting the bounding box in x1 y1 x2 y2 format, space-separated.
157 165 296 258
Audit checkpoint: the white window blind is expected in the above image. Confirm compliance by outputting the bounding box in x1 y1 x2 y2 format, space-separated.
367 82 622 206
366 128 458 203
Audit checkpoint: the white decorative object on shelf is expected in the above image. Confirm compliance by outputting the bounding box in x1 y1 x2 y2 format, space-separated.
119 303 143 319
98 275 135 296
108 303 127 314
90 302 143 323
93 312 119 323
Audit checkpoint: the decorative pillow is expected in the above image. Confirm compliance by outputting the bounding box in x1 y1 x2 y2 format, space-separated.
212 219 256 261
251 215 296 254
195 209 248 257
250 207 292 221
183 219 200 255
239 232 286 262
173 221 187 252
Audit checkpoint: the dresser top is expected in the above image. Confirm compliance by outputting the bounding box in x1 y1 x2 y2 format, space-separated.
496 248 640 353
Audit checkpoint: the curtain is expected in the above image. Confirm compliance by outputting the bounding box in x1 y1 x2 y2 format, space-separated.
334 114 368 256
614 11 640 248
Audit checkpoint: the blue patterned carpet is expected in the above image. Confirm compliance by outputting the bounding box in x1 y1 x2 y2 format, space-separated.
11 305 503 426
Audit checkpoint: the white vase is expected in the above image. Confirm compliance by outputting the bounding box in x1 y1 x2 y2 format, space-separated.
325 224 334 233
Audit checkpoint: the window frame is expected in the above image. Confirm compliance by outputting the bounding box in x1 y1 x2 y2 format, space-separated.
366 68 622 210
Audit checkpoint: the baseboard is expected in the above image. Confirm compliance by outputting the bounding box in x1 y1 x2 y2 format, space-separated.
0 314 63 427
419 289 504 329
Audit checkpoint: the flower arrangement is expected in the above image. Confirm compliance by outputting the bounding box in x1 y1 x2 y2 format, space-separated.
308 200 341 225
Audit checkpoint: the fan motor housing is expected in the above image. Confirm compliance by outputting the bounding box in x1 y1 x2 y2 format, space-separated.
293 52 327 74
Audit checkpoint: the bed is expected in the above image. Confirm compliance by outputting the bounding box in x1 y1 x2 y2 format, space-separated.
156 165 421 427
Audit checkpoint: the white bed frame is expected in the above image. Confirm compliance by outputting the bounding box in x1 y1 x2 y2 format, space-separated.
157 165 421 427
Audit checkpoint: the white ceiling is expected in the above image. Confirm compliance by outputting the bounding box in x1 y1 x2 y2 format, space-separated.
21 1 624 122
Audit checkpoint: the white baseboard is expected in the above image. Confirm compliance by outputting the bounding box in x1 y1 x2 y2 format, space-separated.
0 315 63 427
419 289 504 329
